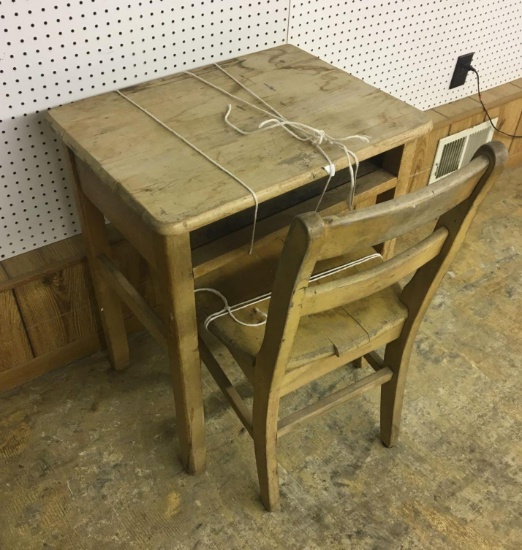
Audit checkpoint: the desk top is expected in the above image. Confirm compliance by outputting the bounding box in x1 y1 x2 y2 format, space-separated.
46 45 431 235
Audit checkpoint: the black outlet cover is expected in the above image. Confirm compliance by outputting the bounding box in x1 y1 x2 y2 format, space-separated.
449 52 474 89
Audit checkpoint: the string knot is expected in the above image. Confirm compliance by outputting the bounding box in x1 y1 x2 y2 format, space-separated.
227 107 370 210
311 129 327 146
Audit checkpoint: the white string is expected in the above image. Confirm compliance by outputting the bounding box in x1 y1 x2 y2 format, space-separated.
186 64 370 210
195 287 270 330
115 90 259 254
196 252 381 330
117 65 370 255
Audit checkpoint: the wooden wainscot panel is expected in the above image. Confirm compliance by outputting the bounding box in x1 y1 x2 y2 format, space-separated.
0 264 34 373
1 240 99 357
0 335 101 394
503 99 522 167
448 111 486 135
486 98 522 152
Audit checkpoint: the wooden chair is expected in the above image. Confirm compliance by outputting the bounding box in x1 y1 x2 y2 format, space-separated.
195 142 507 510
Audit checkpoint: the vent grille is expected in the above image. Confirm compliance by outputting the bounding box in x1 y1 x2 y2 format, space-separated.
435 137 466 179
429 119 496 184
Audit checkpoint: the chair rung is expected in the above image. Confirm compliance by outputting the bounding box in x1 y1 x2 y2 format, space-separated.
364 351 384 372
278 367 393 437
198 337 253 437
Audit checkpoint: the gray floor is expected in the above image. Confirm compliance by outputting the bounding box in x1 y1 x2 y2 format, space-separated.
1 166 520 549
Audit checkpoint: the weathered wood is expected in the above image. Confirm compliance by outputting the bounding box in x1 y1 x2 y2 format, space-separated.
97 254 167 348
318 156 489 261
409 85 522 194
0 228 166 391
303 227 448 316
0 250 86 294
352 169 398 206
68 151 130 370
154 232 206 475
508 101 522 158
277 367 393 437
192 168 397 279
379 139 418 258
408 125 451 192
2 239 99 358
75 158 158 269
111 239 158 320
380 142 508 447
198 335 253 437
433 97 483 123
364 351 384 372
425 109 449 129
192 182 349 279
44 44 432 486
0 334 101 393
46 45 431 237
0 265 34 373
5 72 522 394
488 99 522 152
471 82 522 108
281 327 403 396
0 309 160 393
448 111 486 135
194 142 507 510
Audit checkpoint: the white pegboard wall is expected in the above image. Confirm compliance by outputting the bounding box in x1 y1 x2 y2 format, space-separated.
288 0 522 111
0 0 290 260
2 0 522 261
0 116 75 256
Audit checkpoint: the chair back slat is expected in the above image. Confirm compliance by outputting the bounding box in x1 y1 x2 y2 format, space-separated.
318 157 488 261
302 226 449 316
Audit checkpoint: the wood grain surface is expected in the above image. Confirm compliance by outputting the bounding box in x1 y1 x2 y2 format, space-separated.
0 264 33 372
46 45 431 235
2 240 98 357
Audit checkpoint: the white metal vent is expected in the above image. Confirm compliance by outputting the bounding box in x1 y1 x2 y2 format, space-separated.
429 119 497 184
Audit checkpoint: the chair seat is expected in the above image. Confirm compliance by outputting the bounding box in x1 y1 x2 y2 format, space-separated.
195 238 408 374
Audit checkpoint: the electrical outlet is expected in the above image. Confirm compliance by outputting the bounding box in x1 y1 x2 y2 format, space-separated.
449 53 474 89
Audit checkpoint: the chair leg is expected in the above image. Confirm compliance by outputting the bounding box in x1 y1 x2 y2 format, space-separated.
380 346 411 448
380 378 401 447
253 391 281 511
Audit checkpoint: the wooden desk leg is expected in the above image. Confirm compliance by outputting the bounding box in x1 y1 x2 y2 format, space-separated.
155 232 206 474
67 150 129 369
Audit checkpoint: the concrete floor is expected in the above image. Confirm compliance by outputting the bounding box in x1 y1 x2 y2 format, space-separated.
1 166 520 549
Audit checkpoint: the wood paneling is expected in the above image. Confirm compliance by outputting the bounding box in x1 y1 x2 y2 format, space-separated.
0 264 34 372
2 243 99 357
471 82 522 107
0 334 100 393
433 97 482 123
505 99 522 160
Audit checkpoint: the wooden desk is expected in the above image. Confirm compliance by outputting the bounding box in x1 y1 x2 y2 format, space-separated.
46 45 431 475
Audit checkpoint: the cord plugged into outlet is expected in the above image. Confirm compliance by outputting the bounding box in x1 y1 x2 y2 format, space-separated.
449 53 475 89
449 53 522 139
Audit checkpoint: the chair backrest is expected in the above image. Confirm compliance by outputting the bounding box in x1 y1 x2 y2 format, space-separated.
256 142 507 385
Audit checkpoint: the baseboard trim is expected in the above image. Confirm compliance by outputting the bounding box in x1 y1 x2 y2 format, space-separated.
0 334 102 393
